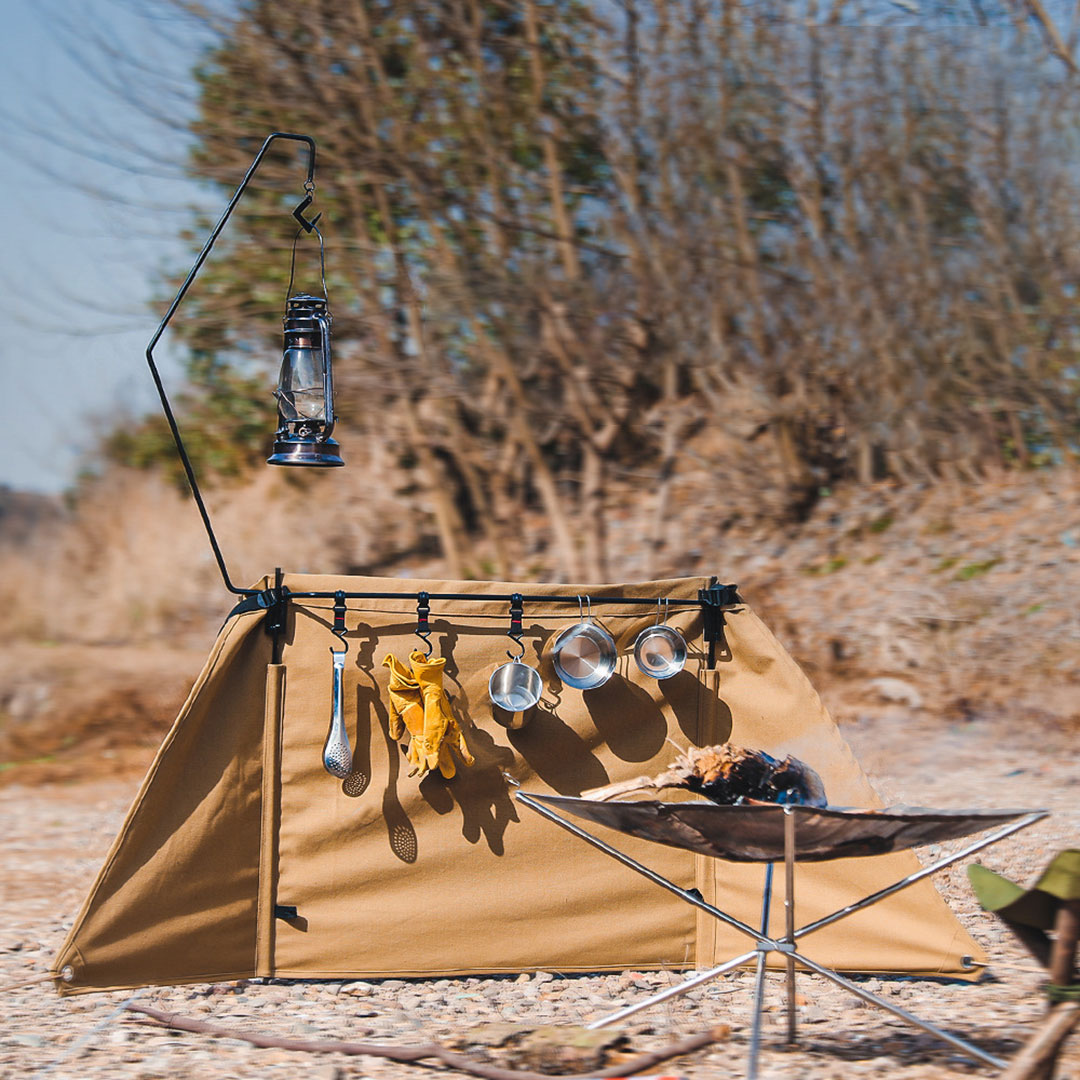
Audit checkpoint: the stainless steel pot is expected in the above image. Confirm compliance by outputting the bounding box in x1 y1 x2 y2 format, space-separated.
552 597 617 690
633 623 687 680
633 599 687 680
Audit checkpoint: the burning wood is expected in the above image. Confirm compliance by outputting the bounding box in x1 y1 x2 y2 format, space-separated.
583 743 827 806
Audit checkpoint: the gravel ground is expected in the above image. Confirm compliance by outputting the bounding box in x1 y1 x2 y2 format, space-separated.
1 706 1077 1080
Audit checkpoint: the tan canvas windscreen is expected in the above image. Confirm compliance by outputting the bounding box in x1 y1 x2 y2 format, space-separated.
52 573 985 994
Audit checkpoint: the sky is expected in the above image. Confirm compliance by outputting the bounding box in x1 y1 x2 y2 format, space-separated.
0 2 206 494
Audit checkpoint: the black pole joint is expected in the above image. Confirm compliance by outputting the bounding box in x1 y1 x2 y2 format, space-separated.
698 578 738 669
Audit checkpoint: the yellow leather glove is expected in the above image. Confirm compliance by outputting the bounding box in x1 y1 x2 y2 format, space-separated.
382 651 474 779
383 653 424 742
410 651 474 779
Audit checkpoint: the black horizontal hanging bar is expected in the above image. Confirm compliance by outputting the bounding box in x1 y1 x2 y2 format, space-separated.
278 585 739 607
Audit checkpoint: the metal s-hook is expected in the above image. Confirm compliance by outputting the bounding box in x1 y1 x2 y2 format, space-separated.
506 592 525 660
415 591 433 658
292 176 322 233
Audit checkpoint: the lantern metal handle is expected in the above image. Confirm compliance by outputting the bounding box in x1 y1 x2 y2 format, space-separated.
286 220 329 304
317 309 336 443
144 132 319 595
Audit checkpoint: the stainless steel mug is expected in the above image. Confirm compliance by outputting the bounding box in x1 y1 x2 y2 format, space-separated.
489 657 543 728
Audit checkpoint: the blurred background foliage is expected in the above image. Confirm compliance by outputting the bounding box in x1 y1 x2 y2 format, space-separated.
94 0 1080 581
2 0 1079 774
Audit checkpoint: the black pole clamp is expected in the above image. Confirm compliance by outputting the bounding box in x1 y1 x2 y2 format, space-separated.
506 592 525 657
698 579 738 669
415 591 433 656
332 590 347 638
264 567 289 664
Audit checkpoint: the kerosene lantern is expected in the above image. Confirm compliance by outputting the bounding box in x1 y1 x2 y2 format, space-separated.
267 291 343 466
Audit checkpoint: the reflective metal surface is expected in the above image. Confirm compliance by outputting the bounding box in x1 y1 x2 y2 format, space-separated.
268 432 344 466
322 648 352 778
633 624 687 679
551 621 617 690
528 794 1041 863
489 659 543 712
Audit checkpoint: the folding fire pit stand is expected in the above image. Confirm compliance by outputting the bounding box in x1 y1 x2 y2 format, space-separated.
516 792 1047 1078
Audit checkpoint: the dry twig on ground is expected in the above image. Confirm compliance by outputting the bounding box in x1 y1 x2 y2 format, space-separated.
125 1004 728 1079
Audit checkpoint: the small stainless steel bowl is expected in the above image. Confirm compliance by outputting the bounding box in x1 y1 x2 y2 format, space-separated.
634 624 687 680
489 658 543 712
552 621 618 690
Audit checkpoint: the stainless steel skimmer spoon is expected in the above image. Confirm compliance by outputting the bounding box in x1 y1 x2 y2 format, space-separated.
323 644 352 778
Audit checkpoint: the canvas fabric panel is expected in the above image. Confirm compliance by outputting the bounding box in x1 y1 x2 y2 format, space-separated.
52 572 984 993
53 609 270 992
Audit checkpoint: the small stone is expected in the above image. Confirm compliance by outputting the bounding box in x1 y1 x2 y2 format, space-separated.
10 1033 46 1048
868 677 923 709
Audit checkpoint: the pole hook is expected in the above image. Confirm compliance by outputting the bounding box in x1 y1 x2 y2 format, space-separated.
292 193 323 234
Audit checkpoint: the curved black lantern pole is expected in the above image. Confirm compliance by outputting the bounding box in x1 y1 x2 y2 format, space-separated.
145 131 325 595
145 133 738 632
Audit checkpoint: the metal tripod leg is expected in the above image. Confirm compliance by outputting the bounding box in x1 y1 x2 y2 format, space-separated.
586 949 757 1029
747 863 775 1080
792 951 1006 1069
784 807 797 1046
